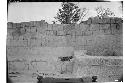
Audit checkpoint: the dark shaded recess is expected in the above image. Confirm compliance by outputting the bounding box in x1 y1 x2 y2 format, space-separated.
92 76 97 82
118 75 123 82
7 55 13 83
7 77 13 83
37 76 43 83
59 56 73 61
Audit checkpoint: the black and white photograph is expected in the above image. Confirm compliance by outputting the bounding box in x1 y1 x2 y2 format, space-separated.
6 1 123 83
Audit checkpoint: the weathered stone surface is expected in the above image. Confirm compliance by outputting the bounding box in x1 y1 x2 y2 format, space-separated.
7 17 123 82
45 30 54 36
53 24 64 31
90 24 100 31
91 17 110 24
7 22 13 28
7 40 28 47
56 30 65 36
47 24 53 30
115 17 123 24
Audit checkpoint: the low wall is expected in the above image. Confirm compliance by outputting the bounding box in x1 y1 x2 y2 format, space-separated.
8 49 123 82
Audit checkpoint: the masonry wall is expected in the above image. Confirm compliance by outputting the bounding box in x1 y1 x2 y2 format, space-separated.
7 17 123 82
7 17 123 56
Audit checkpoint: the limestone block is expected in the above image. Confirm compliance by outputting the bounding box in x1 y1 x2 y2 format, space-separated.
99 24 111 35
7 35 13 41
83 45 92 51
21 22 31 27
75 36 86 46
91 17 110 24
75 24 80 32
32 61 49 71
92 47 104 56
116 23 123 34
7 40 28 47
65 36 75 47
52 24 58 30
99 24 110 30
82 30 93 36
40 20 48 26
22 32 31 40
90 24 100 31
76 56 123 66
24 27 30 33
64 30 73 36
105 59 123 66
46 36 66 47
115 18 123 24
7 28 15 36
91 17 100 24
30 32 40 40
86 38 95 46
110 18 116 23
30 27 37 33
37 21 43 27
75 29 82 36
92 29 102 36
110 24 121 35
87 18 92 24
30 21 42 27
30 32 41 39
6 47 15 56
9 61 26 71
8 61 17 71
18 28 26 36
56 30 65 36
74 45 85 50
7 22 13 28
59 61 74 74
108 74 122 82
79 24 89 31
30 39 42 47
100 18 110 23
28 47 74 58
56 37 67 47
37 27 45 34
47 24 53 30
45 30 54 36
30 21 36 27
53 24 63 31
75 24 79 29
63 24 75 32
102 29 112 35
12 23 21 28
39 23 48 31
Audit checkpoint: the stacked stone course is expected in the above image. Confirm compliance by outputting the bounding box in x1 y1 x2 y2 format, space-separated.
7 17 123 82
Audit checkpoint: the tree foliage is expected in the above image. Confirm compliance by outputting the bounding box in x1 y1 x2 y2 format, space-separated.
55 2 82 24
95 6 115 19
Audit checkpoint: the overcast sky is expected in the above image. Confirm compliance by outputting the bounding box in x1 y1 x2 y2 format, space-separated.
8 2 122 24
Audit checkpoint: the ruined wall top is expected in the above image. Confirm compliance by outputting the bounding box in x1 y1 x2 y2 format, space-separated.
7 17 123 29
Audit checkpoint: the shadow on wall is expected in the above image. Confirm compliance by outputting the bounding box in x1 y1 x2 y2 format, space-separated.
7 77 13 83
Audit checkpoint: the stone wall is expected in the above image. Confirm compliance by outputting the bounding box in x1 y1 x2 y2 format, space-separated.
7 17 123 82
7 17 123 56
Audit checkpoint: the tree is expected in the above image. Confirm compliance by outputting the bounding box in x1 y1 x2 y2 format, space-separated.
55 2 87 24
95 6 115 19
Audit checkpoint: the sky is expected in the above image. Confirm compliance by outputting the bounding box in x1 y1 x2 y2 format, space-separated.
8 2 122 24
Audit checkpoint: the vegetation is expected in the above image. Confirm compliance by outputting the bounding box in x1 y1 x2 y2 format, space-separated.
55 2 87 24
95 6 115 19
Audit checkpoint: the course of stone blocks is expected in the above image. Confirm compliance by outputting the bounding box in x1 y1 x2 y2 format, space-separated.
7 17 123 82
